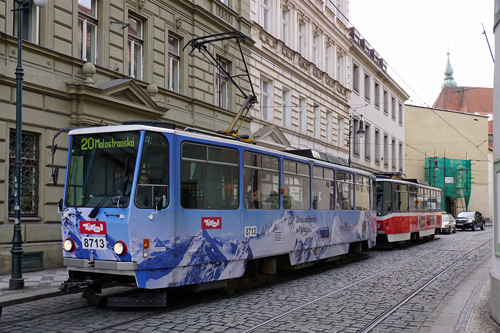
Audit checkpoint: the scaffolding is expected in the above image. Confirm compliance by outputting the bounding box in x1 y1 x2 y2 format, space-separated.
425 157 471 212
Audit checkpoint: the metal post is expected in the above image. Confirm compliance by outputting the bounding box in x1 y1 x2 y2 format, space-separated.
10 0 25 290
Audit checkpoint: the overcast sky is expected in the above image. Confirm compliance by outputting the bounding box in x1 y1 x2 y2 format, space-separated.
348 1 495 107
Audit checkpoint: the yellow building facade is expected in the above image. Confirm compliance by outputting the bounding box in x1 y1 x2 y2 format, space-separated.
405 105 491 220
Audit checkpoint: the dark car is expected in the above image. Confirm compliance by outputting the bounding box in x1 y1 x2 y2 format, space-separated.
455 211 485 231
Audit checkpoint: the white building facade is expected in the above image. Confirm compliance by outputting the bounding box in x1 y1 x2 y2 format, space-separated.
349 27 409 173
248 0 408 173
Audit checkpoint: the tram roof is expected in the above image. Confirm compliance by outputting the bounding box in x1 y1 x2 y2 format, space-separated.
68 123 371 175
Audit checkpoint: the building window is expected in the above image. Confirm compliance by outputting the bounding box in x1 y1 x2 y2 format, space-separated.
337 52 344 85
352 62 359 93
391 138 396 170
391 96 396 120
282 87 291 127
399 102 403 125
383 89 388 115
9 130 39 216
298 20 306 56
216 57 229 109
338 116 344 148
299 96 307 134
313 33 320 66
313 104 320 139
374 81 380 108
383 134 389 168
364 72 370 101
219 0 229 5
325 44 333 76
260 77 273 122
78 0 98 63
282 7 290 44
326 111 333 143
14 0 42 44
353 118 359 156
375 129 380 163
260 0 271 33
168 35 180 92
128 16 143 80
399 142 403 171
364 124 371 160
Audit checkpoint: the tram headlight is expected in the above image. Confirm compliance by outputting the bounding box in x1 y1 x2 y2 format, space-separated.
113 241 127 256
63 238 75 252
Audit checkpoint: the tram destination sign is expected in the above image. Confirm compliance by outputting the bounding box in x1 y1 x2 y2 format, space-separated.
80 137 136 150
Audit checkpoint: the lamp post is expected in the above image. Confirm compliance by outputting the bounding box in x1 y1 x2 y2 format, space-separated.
10 0 48 290
348 114 366 167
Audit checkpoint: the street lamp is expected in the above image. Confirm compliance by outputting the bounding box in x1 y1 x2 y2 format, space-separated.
348 114 366 167
10 0 48 290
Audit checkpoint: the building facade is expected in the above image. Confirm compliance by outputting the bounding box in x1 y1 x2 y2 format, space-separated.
0 0 253 274
248 0 408 174
405 105 490 219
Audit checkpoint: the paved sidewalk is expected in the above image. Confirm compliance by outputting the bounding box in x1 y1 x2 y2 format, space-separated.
0 267 68 306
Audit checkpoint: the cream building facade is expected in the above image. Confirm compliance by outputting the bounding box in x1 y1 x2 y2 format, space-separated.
405 105 490 219
0 0 253 274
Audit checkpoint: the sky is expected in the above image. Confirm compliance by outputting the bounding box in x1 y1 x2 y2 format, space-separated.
348 1 495 107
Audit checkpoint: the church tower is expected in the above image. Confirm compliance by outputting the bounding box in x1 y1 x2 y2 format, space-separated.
441 52 457 88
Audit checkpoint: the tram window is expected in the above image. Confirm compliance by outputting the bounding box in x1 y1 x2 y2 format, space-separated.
355 175 370 210
409 185 418 211
136 132 170 209
181 142 239 210
283 160 310 210
336 171 354 210
312 166 334 210
243 152 279 210
375 181 392 215
371 177 376 210
66 131 141 208
394 183 408 212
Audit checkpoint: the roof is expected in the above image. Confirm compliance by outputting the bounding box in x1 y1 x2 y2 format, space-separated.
432 86 492 116
432 86 493 150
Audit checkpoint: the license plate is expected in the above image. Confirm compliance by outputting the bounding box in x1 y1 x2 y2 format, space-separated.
82 236 107 250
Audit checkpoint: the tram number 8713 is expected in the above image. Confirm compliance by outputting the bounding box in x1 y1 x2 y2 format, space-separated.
245 226 257 237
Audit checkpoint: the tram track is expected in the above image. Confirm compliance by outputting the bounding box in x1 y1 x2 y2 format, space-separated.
1 232 490 332
242 236 492 332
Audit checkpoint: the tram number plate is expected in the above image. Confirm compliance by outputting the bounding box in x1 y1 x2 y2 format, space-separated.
82 236 106 250
245 226 257 237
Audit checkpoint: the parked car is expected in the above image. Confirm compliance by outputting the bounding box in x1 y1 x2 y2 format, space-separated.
441 213 456 234
455 211 485 231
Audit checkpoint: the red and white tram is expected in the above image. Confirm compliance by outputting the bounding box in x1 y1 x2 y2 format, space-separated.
375 175 442 243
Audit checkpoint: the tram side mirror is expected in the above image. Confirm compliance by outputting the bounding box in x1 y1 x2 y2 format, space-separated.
57 198 63 213
111 195 126 206
154 196 163 211
52 166 59 186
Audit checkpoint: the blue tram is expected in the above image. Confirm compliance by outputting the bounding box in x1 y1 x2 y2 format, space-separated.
60 121 376 300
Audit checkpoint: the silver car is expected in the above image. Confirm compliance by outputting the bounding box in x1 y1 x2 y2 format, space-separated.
441 213 456 234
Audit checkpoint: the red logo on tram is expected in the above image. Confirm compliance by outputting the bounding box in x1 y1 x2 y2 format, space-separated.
80 221 107 235
202 217 222 229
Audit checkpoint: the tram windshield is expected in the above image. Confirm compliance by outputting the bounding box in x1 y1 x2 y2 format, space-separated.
375 181 393 216
65 131 140 208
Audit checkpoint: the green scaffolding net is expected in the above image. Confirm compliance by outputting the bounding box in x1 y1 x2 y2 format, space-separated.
425 157 471 211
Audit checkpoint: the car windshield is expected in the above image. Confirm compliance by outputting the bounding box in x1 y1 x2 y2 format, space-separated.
442 215 449 221
456 211 474 218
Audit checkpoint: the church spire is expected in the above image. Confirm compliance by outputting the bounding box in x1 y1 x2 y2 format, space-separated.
441 52 457 88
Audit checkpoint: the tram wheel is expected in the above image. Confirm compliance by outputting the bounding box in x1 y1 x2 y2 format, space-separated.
223 278 240 294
